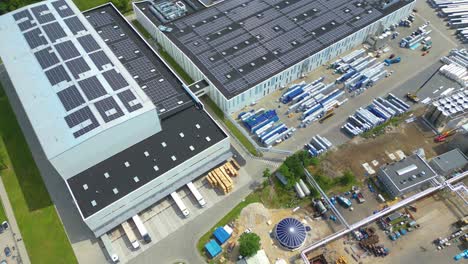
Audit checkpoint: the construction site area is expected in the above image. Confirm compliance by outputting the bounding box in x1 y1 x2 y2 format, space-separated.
305 188 468 264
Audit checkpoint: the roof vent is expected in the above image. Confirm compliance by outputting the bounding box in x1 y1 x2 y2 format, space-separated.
206 136 211 142
239 68 243 72
196 124 201 129
217 32 221 35
104 172 110 178
113 188 119 194
153 165 159 171
194 41 199 46
321 27 326 30
213 15 218 19
124 161 130 167
206 37 210 40
367 10 373 14
356 16 361 20
134 176 140 183
171 155 177 161
210 57 214 61
262 56 267 60
228 26 232 30
250 62 255 66
161 142 167 147
179 132 185 138
226 74 231 79
313 8 318 12
83 184 88 190
91 200 97 207
144 151 149 157
244 40 250 44
303 13 307 17
189 145 195 151
273 26 280 31
256 35 261 39
345 9 350 13
202 20 206 23
221 51 226 55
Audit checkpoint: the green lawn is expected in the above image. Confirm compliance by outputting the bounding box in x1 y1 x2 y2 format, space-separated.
202 96 260 156
0 198 7 224
72 0 112 11
0 84 77 263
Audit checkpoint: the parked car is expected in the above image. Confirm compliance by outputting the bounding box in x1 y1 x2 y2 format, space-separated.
4 247 11 257
2 221 9 230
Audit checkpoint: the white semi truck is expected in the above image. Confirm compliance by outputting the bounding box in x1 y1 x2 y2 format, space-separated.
121 221 140 249
132 215 152 243
170 192 190 217
187 182 206 207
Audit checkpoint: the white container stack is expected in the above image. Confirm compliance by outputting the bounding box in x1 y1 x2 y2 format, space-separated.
439 48 468 87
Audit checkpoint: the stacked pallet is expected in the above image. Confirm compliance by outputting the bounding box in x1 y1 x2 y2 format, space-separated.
207 167 233 194
230 159 240 170
206 161 240 194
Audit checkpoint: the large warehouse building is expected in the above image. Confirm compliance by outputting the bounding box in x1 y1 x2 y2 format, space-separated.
134 0 417 113
0 0 230 236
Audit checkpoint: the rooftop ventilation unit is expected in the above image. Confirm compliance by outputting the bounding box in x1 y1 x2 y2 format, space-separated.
150 0 187 23
396 164 418 176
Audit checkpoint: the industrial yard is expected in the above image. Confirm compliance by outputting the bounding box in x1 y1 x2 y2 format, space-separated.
305 189 468 264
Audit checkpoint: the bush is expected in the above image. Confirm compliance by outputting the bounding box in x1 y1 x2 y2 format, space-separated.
339 170 356 186
239 233 261 257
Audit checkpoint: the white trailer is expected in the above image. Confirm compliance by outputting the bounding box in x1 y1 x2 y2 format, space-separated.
100 234 119 263
121 221 140 249
132 215 152 243
171 192 190 217
187 182 206 207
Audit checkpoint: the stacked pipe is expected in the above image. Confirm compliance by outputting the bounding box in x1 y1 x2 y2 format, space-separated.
429 0 468 43
281 78 345 128
305 134 333 157
439 49 468 87
341 94 410 137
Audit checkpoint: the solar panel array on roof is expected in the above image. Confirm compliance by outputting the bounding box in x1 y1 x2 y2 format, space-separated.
137 0 413 99
31 4 56 24
85 5 191 112
89 50 113 70
117 89 143 112
34 47 60 69
43 21 67 43
78 76 107 100
102 69 128 91
94 96 125 122
23 28 48 49
55 40 80 60
57 85 86 111
64 16 86 34
65 57 91 78
51 0 74 18
13 9 36 31
9 1 151 142
77 34 100 52
45 64 71 85
64 106 100 138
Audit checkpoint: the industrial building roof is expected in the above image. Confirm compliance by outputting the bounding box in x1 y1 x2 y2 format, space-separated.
379 154 437 192
430 148 468 175
64 4 227 218
67 104 226 218
0 0 155 159
84 4 192 116
136 0 415 99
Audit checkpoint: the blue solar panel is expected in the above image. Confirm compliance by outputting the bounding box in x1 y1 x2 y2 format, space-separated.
275 218 306 249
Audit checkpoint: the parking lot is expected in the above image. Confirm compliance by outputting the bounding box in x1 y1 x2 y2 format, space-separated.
107 166 254 263
0 221 19 264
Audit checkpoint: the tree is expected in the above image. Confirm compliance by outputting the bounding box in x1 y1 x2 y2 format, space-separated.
111 0 130 13
338 170 356 186
0 151 7 170
238 232 261 257
262 168 271 178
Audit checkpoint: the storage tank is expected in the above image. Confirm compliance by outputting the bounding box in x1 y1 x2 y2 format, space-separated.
294 182 305 198
299 179 311 196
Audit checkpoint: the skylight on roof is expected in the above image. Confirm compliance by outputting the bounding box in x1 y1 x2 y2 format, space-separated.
83 184 88 190
134 176 140 183
91 200 97 206
104 172 110 178
171 155 177 161
113 188 119 194
153 165 159 171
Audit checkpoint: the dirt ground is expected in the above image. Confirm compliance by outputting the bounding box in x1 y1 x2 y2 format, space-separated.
221 203 338 263
306 188 468 264
318 110 448 180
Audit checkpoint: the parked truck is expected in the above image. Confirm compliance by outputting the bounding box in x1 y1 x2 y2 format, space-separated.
187 182 206 208
122 221 140 249
171 192 190 217
132 215 152 243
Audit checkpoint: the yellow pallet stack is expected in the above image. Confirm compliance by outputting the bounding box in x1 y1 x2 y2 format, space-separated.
206 161 239 194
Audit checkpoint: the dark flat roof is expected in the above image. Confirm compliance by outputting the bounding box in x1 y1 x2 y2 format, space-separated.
67 4 227 218
380 154 436 192
85 4 190 115
136 0 415 99
68 105 227 218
